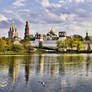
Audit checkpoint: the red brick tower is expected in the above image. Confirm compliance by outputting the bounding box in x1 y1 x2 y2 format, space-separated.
24 21 30 39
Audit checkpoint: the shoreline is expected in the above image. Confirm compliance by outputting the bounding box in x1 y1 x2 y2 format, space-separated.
0 49 92 55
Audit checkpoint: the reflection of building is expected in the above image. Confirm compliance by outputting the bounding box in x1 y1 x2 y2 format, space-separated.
86 55 90 76
39 55 44 74
25 56 31 87
9 57 20 85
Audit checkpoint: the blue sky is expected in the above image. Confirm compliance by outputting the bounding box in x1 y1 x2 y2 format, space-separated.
0 0 92 38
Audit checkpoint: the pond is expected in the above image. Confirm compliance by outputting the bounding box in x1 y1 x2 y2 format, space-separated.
0 54 92 92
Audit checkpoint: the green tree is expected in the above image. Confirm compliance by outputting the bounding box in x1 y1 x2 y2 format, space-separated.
64 38 75 49
56 40 61 49
72 35 84 41
7 40 13 51
12 44 25 52
56 38 84 51
0 39 7 51
39 41 43 49
75 41 84 51
22 40 34 53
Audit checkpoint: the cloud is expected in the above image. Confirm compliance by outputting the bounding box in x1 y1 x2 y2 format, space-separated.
69 0 85 3
1 0 92 37
4 9 24 23
60 14 67 21
75 0 84 3
13 0 25 7
0 14 8 22
40 0 62 8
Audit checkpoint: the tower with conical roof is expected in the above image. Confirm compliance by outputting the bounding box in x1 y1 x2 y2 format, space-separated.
8 24 18 40
24 21 30 39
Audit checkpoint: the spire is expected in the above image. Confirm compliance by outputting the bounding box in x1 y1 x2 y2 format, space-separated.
12 24 14 32
15 26 17 32
86 32 88 37
9 27 12 32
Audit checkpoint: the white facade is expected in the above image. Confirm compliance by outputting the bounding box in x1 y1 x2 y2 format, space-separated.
30 40 57 48
83 41 92 50
59 37 66 41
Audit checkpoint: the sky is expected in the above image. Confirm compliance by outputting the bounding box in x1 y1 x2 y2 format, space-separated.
0 0 92 38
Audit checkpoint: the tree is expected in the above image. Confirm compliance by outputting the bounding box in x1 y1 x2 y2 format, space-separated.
75 41 84 51
72 35 84 41
56 40 67 52
7 40 13 51
39 41 43 49
64 38 75 49
56 40 62 49
12 44 25 52
22 40 34 53
0 39 7 51
56 37 84 52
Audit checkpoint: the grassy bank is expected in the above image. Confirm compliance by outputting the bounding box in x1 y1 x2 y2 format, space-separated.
0 51 27 55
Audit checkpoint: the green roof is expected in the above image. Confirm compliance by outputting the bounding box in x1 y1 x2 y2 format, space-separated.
85 36 92 41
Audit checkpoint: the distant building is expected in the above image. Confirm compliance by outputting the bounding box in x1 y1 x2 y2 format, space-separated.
83 32 92 50
35 33 43 41
30 30 68 49
84 32 92 41
59 32 67 41
8 24 18 40
44 28 58 41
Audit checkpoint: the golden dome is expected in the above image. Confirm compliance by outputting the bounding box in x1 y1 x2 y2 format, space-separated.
86 32 88 36
26 20 28 23
50 28 55 34
86 32 88 34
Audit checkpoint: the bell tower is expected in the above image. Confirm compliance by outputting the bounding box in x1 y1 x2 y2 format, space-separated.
24 21 30 39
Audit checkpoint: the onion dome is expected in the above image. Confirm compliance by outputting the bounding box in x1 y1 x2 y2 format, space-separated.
49 28 55 34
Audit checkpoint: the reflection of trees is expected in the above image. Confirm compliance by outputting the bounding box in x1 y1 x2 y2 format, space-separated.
8 56 21 85
57 56 65 76
34 54 57 77
57 54 84 76
36 55 41 73
35 54 45 75
0 56 9 67
50 63 56 77
44 55 57 77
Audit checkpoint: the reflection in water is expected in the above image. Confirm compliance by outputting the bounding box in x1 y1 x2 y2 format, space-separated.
0 54 92 92
24 56 31 87
86 54 92 77
8 57 20 85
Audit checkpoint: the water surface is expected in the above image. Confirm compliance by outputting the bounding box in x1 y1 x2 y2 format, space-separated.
0 54 92 92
